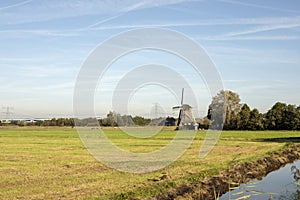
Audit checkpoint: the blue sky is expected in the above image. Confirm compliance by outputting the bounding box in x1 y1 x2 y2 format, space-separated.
1 0 300 118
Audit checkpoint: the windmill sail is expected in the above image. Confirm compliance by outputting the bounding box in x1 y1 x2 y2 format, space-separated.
177 88 184 126
173 88 197 130
177 109 182 126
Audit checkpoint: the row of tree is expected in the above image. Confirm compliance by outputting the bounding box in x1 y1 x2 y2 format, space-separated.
1 118 76 127
99 111 151 126
207 90 300 130
1 90 299 130
0 112 151 127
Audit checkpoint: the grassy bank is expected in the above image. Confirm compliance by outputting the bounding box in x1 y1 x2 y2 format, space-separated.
0 127 299 199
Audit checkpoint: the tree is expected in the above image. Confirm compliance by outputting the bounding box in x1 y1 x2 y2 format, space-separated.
283 104 299 130
198 117 211 130
237 104 251 130
208 90 242 130
247 108 264 130
265 102 287 130
132 116 151 126
297 106 300 130
106 111 115 126
264 102 300 130
35 120 43 126
57 118 65 126
49 118 58 126
99 112 144 127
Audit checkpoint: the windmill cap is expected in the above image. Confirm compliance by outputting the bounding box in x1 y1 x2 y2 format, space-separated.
182 104 192 110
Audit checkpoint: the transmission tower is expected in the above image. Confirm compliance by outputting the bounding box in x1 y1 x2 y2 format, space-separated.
2 106 14 123
154 103 159 119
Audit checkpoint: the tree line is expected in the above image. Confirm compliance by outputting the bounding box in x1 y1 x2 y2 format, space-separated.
1 90 299 130
0 118 76 127
0 111 151 127
207 90 300 130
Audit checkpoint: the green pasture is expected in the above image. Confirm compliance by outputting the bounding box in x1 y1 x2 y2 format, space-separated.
0 127 299 199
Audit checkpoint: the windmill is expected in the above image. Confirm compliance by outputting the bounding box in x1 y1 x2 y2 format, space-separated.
172 88 197 130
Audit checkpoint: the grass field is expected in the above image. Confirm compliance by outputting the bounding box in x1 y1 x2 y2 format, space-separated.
0 127 299 199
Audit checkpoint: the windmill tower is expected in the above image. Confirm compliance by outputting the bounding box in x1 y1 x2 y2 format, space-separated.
172 88 197 130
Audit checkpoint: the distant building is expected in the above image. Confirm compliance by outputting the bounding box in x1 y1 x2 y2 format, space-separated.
164 116 176 126
0 118 50 124
1 119 9 123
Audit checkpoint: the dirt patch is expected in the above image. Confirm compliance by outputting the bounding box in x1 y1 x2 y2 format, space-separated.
143 144 300 200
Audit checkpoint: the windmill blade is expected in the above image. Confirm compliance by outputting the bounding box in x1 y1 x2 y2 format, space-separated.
172 106 181 110
177 109 182 126
176 88 184 127
181 88 184 105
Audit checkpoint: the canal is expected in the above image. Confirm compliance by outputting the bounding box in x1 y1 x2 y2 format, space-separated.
220 160 300 200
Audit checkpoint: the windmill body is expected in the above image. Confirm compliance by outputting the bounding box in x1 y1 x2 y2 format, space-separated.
173 89 198 130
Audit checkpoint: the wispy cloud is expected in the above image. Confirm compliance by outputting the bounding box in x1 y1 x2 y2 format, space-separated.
0 81 74 96
224 23 300 37
83 16 300 42
0 0 197 37
200 35 300 41
87 16 300 30
84 0 195 30
1 0 300 117
219 0 300 14
0 59 79 80
1 1 299 40
206 43 300 68
224 79 248 83
2 22 300 41
0 0 193 26
33 82 74 91
85 15 300 42
19 66 75 78
0 57 40 62
1 0 300 40
0 0 33 11
0 29 79 37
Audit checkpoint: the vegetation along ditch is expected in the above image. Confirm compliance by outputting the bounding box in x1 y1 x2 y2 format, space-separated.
141 144 300 200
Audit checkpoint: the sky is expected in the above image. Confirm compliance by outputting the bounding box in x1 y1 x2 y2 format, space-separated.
0 0 300 119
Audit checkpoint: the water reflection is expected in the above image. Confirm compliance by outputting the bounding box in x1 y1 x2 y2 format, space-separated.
220 160 300 200
291 165 300 181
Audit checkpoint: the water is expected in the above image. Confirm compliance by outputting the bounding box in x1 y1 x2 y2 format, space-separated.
220 160 300 200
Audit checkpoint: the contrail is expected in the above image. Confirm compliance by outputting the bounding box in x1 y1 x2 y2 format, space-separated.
0 0 32 10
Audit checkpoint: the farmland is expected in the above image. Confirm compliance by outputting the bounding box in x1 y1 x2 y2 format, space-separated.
0 127 299 199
